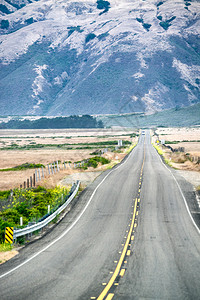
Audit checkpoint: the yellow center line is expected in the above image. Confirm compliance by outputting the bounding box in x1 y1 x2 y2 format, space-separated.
105 294 114 300
96 134 146 300
119 269 125 277
97 198 138 300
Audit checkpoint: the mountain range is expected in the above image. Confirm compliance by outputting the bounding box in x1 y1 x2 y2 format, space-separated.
0 0 200 116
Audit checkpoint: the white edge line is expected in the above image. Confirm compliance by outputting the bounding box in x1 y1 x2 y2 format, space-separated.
0 144 138 279
154 147 200 235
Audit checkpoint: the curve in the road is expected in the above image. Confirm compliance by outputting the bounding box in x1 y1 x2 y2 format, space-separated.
0 142 138 280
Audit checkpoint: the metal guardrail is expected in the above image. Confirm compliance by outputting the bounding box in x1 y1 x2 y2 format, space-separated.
13 181 80 239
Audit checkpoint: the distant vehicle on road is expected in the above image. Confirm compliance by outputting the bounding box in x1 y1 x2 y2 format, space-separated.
141 131 145 135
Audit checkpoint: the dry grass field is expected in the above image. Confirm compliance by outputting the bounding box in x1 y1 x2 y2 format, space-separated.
0 128 137 190
155 127 200 172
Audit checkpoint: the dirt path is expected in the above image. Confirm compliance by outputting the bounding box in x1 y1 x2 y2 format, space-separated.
0 250 18 264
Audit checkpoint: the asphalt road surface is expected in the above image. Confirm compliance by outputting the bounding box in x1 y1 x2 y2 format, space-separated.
0 132 199 300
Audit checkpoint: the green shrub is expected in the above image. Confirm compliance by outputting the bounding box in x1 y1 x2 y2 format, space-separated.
85 33 96 43
78 156 110 169
159 21 171 30
25 17 34 25
0 163 45 172
136 18 143 23
1 19 9 29
0 190 10 200
97 0 110 14
143 23 151 30
0 243 13 252
0 186 69 243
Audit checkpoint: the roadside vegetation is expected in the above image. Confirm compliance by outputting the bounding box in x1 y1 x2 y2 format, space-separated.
152 143 172 167
0 163 45 172
0 243 13 252
76 156 110 169
0 140 131 151
0 186 69 244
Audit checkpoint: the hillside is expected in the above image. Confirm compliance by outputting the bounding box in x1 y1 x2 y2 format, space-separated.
97 103 200 128
0 0 200 116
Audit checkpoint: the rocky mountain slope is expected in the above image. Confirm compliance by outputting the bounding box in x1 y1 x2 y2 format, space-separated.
0 0 200 116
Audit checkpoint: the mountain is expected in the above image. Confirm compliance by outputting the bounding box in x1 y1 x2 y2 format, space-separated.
97 102 200 128
0 0 200 116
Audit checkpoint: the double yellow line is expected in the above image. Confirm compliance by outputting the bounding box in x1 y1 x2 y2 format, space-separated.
96 136 146 300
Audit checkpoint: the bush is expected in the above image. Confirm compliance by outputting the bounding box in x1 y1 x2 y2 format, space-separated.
0 190 10 200
25 17 34 25
136 18 143 23
97 0 110 14
0 186 69 243
159 21 171 30
85 33 96 43
0 163 45 172
78 156 110 169
143 23 151 30
1 19 9 29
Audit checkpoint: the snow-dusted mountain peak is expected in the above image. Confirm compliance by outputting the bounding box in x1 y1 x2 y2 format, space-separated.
0 0 200 115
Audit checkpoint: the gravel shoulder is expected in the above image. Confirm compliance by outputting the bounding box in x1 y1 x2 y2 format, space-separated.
176 170 200 189
59 171 103 188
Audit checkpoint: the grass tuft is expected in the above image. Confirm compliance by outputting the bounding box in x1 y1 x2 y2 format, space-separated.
0 243 13 252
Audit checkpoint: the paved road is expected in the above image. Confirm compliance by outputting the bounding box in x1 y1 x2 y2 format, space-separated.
0 132 199 300
116 133 200 300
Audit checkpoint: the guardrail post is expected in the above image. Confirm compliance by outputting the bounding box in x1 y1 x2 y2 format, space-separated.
24 181 26 189
48 205 50 214
27 178 29 188
53 162 56 173
20 217 23 226
51 164 54 174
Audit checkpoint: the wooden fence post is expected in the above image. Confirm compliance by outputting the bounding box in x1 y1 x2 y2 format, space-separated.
33 173 36 187
30 176 32 188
